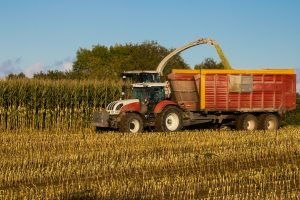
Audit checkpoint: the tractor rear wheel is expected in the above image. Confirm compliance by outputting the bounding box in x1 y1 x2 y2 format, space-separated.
119 113 143 133
236 114 258 131
155 106 183 132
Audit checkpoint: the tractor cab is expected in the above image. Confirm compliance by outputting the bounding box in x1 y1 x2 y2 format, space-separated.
131 82 167 113
121 71 160 99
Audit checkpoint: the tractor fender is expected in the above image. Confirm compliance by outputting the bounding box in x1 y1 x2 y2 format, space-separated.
120 102 141 113
154 100 178 114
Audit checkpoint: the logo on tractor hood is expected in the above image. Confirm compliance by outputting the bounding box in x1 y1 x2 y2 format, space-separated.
106 99 139 115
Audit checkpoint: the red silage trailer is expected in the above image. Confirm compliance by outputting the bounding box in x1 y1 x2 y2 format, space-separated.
168 68 296 130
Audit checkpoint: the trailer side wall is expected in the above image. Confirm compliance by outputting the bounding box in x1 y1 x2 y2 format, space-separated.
171 69 296 113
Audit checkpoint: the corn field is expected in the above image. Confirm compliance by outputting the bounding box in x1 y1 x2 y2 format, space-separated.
0 127 299 199
0 79 299 199
0 79 121 130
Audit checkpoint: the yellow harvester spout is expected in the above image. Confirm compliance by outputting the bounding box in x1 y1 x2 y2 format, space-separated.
212 41 232 70
156 38 232 75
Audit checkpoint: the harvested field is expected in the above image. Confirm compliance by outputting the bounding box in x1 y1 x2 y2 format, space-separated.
0 127 300 199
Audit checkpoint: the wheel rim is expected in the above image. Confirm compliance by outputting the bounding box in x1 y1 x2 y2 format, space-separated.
129 119 140 133
267 119 276 130
246 119 256 131
165 113 179 131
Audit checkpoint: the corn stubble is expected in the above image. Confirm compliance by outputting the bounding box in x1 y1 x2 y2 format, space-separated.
0 128 299 199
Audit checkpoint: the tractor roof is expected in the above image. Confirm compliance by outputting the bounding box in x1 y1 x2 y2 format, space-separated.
132 82 166 88
122 70 158 74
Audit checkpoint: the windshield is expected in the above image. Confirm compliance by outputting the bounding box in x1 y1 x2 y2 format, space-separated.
132 87 148 101
123 73 160 83
132 87 165 103
143 73 160 82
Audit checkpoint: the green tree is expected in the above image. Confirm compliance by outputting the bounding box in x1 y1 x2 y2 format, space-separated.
194 58 224 69
72 45 111 79
6 72 27 79
72 41 189 79
284 93 300 125
33 70 69 80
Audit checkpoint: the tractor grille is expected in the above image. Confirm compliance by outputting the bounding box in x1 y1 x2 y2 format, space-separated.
107 101 118 111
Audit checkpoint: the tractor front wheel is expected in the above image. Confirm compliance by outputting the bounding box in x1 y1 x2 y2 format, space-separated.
119 113 143 133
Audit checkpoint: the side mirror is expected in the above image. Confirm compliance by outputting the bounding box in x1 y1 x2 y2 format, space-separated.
143 98 149 105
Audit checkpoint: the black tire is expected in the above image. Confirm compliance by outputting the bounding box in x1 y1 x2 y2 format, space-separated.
236 114 258 131
119 113 143 133
155 106 183 132
95 127 114 133
258 113 279 131
95 127 108 133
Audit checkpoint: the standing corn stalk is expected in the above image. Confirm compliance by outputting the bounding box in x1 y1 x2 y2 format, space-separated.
0 79 122 131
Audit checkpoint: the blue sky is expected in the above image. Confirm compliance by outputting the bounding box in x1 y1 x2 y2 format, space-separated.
0 0 299 91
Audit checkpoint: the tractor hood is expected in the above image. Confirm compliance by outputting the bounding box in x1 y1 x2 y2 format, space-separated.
106 99 139 115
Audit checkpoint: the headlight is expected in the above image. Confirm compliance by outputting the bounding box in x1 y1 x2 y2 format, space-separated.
115 103 123 110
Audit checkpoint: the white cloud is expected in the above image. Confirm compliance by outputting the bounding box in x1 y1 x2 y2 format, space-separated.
24 62 45 78
0 56 74 78
53 57 74 72
0 57 22 76
62 61 73 71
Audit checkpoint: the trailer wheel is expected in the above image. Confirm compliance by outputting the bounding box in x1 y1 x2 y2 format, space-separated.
236 114 258 131
119 113 143 133
155 106 183 132
258 114 279 131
